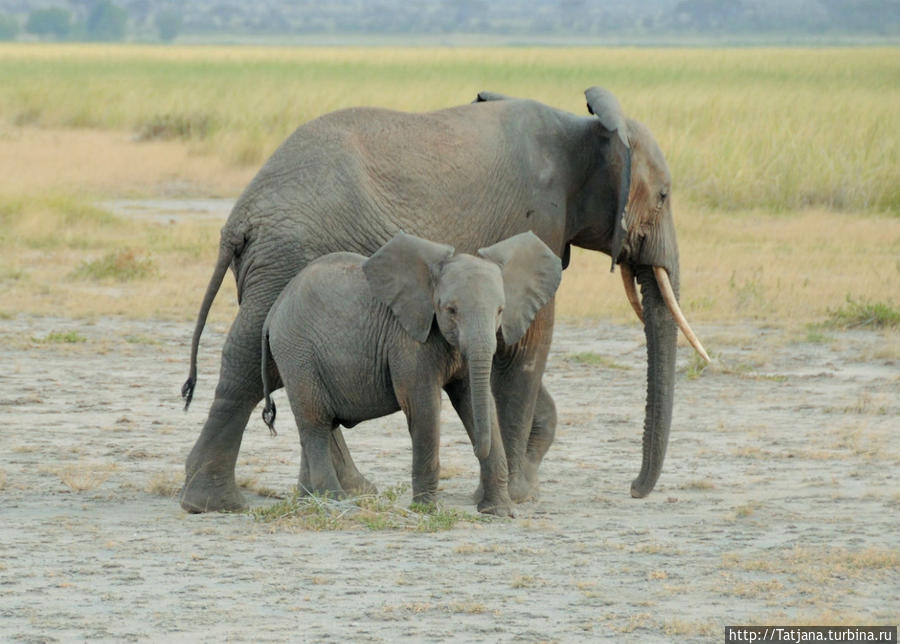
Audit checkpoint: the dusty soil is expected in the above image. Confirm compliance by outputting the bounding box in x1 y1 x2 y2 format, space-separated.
1 315 897 642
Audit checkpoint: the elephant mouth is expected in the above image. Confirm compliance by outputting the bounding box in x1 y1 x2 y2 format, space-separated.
620 264 710 363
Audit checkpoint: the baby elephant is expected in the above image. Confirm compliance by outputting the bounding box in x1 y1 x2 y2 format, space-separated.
260 231 561 515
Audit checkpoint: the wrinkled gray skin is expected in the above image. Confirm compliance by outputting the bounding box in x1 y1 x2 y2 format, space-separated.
259 232 562 516
182 86 681 512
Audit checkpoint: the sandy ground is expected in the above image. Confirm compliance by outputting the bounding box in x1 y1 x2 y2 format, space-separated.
1 314 897 642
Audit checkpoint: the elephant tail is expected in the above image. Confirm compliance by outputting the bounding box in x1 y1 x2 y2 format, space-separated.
260 317 277 435
182 241 233 411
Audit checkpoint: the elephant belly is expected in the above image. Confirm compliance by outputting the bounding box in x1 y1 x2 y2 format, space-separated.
326 377 401 430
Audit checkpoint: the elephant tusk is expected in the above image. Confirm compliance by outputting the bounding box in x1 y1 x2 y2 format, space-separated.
619 264 644 324
653 266 711 364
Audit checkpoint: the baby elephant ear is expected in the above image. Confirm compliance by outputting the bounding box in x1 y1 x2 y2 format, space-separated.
477 232 562 346
363 232 455 343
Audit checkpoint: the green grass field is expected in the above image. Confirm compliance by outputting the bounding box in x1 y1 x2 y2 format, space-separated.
0 45 897 325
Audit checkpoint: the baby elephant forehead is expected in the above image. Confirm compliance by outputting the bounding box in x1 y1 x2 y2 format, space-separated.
438 255 504 293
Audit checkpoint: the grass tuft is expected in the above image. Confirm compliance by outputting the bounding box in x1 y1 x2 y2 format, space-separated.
33 330 87 344
71 248 156 281
684 351 712 380
135 112 217 142
825 296 900 329
250 485 482 532
55 462 117 492
145 471 183 498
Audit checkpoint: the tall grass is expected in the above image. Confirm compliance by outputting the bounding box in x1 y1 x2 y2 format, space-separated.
0 45 897 213
0 45 897 324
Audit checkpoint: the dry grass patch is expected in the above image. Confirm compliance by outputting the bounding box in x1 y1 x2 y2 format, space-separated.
251 486 484 532
723 546 899 583
663 618 719 638
510 574 541 589
0 193 236 321
678 480 715 491
71 249 156 282
619 612 654 634
144 471 183 498
438 463 468 480
733 501 763 518
54 462 118 492
557 208 900 325
631 542 682 555
723 579 786 598
0 127 254 198
828 421 895 459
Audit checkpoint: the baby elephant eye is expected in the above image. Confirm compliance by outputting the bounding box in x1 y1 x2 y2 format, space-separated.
659 189 668 202
446 305 458 316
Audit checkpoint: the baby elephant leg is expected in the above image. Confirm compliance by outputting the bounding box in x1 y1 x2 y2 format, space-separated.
330 429 377 496
445 380 513 517
405 388 443 506
297 420 344 498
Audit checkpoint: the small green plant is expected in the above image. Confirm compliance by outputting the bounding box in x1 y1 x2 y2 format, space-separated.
825 296 899 329
72 248 156 281
803 326 833 343
33 330 87 344
684 351 711 380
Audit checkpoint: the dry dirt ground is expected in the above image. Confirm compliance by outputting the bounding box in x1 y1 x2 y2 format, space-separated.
1 314 897 642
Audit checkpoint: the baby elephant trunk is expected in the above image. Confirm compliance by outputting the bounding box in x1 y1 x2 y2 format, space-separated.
466 349 496 461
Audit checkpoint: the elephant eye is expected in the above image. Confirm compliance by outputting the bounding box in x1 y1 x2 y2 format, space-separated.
659 189 668 202
497 305 504 316
446 305 458 317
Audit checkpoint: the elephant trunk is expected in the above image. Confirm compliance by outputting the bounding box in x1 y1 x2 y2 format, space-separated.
630 265 678 498
466 348 496 461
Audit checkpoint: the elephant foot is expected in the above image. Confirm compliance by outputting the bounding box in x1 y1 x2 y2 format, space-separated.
298 470 347 500
477 495 515 518
508 467 540 503
181 469 247 513
411 491 437 507
335 469 377 496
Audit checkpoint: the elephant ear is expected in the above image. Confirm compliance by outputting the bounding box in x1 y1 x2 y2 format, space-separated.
473 90 512 103
363 233 455 343
585 87 632 273
478 232 562 346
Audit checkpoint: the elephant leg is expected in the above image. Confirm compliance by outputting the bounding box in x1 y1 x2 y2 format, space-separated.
521 383 557 500
404 388 443 506
299 444 311 492
297 423 344 498
493 300 555 503
330 427 377 496
446 380 513 517
182 304 265 513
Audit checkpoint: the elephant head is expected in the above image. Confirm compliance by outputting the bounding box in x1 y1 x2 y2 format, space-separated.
575 87 709 498
363 231 562 461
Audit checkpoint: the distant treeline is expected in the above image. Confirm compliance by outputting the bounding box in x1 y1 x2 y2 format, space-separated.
0 0 897 43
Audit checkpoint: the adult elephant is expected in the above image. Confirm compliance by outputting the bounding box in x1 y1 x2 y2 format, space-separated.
180 87 708 513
